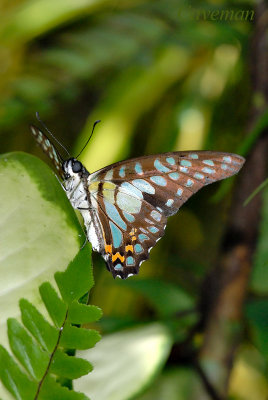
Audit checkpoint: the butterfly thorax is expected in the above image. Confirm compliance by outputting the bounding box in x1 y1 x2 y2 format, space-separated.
61 158 104 253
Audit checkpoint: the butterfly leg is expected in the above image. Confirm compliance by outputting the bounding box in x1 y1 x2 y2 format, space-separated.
54 173 67 191
80 236 88 250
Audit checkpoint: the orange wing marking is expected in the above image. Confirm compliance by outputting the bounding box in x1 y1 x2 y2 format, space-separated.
112 252 125 263
125 245 134 253
105 244 112 254
130 228 137 242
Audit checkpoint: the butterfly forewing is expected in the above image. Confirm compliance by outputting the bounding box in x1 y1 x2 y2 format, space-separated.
30 125 64 178
88 151 245 278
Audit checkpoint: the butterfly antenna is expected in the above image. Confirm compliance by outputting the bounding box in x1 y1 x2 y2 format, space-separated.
76 119 101 158
35 112 70 158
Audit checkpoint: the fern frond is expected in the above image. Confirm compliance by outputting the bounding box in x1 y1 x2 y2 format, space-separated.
0 246 102 400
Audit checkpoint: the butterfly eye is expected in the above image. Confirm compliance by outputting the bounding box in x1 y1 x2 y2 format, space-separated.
72 161 82 173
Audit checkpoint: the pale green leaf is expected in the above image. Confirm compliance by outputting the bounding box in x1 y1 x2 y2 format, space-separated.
74 323 172 400
0 152 82 348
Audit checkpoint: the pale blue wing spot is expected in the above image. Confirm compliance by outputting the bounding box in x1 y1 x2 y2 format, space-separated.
189 153 199 159
119 166 126 178
148 226 159 233
140 227 149 234
180 159 192 167
166 199 174 207
169 172 179 180
134 244 143 253
202 167 216 174
150 210 161 222
123 211 135 222
157 206 163 212
194 172 204 179
104 199 127 230
132 179 155 194
203 160 214 166
150 176 167 186
104 169 114 180
135 162 143 175
126 256 135 266
116 192 142 214
180 166 188 173
45 139 50 146
121 182 143 199
154 159 171 173
139 234 149 242
166 157 175 165
145 218 154 225
223 156 232 163
186 179 194 187
52 148 58 159
176 188 183 196
221 164 228 170
114 264 123 271
109 221 123 248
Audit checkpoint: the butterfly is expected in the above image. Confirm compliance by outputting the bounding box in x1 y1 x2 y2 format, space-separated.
30 124 245 279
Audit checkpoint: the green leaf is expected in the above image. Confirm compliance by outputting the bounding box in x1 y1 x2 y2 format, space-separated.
60 325 101 350
135 367 199 400
75 323 172 400
0 346 37 400
1 0 111 44
238 110 268 156
20 299 58 352
123 278 195 317
251 184 268 293
68 302 102 324
39 282 68 328
212 110 268 203
51 350 92 379
246 299 268 360
0 152 82 346
243 177 268 206
7 319 49 380
55 245 93 304
40 375 89 400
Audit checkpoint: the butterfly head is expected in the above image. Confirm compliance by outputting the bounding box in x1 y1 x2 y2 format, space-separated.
62 158 88 179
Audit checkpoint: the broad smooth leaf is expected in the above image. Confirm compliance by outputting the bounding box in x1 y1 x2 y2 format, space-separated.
0 152 82 347
0 152 83 397
74 323 172 400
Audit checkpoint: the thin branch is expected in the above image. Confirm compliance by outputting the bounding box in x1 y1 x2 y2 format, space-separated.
34 310 69 400
194 362 224 400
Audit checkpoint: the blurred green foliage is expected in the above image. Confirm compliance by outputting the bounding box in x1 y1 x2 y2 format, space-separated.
1 0 268 399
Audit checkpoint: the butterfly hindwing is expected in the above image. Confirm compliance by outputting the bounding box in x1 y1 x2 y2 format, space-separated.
90 181 167 278
88 151 245 278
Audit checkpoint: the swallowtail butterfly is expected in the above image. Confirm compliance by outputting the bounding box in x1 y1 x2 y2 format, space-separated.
31 124 245 279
